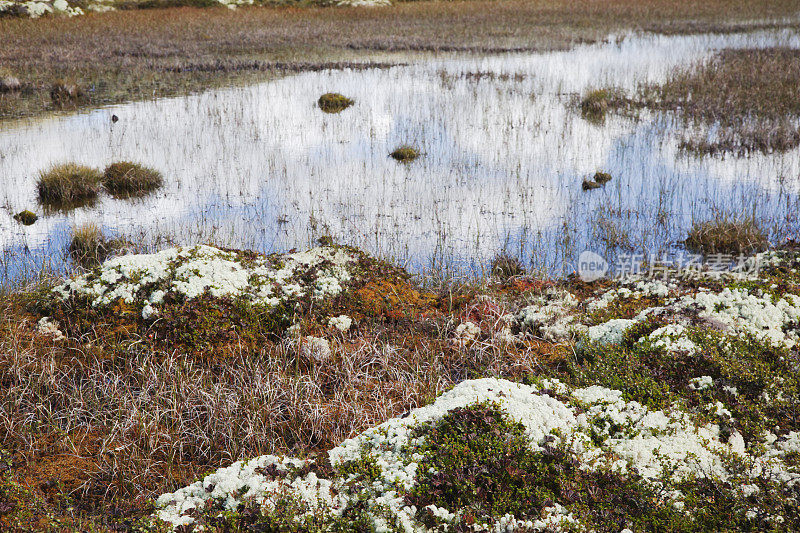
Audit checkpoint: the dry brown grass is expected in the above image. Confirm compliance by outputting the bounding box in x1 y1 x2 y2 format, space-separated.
0 276 558 529
1 0 798 120
36 163 102 209
639 48 800 154
685 215 769 255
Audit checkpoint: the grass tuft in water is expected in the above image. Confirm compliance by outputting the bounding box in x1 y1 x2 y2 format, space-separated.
12 210 37 225
102 161 164 198
36 163 102 209
685 215 769 256
69 223 112 268
317 92 354 113
581 178 602 191
49 79 84 108
389 145 420 162
593 171 612 184
490 252 525 280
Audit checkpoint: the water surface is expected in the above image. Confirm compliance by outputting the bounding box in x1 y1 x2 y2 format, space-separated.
2 29 799 281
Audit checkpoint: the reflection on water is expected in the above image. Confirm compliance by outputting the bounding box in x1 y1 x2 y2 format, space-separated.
1 30 799 281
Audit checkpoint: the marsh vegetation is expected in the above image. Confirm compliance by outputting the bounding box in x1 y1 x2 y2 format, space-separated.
2 1 800 531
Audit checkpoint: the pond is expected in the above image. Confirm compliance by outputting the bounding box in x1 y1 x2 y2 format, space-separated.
1 29 799 283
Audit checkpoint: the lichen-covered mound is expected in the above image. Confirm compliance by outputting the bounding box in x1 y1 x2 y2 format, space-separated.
152 377 800 531
47 244 423 351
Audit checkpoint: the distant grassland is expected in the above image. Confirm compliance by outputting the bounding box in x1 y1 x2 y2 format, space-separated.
1 0 799 120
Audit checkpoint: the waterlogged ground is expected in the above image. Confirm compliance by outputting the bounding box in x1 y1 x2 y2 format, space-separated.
2 29 800 281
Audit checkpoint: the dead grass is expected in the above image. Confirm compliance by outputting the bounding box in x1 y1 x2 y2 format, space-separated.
1 0 798 120
36 163 102 209
685 214 769 255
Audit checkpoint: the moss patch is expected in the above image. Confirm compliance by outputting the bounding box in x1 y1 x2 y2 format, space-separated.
12 210 37 225
317 92 354 113
389 145 420 163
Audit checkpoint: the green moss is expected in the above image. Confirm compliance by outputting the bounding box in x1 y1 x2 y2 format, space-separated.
570 323 800 443
389 145 420 163
12 210 37 225
585 295 666 326
317 92 354 113
406 401 555 521
152 294 292 352
407 401 694 530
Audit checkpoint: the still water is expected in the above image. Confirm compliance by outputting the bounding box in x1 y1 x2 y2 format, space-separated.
1 29 799 281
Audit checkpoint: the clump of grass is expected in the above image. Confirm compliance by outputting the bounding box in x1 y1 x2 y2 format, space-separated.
67 223 128 268
68 223 112 268
581 178 602 191
0 74 21 93
102 161 164 198
12 210 37 225
390 145 420 163
317 92 354 113
490 251 525 280
580 89 611 123
593 171 612 184
685 215 769 255
50 79 84 108
36 163 102 209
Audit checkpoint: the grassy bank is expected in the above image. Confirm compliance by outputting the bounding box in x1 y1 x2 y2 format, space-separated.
589 47 800 155
1 0 799 120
